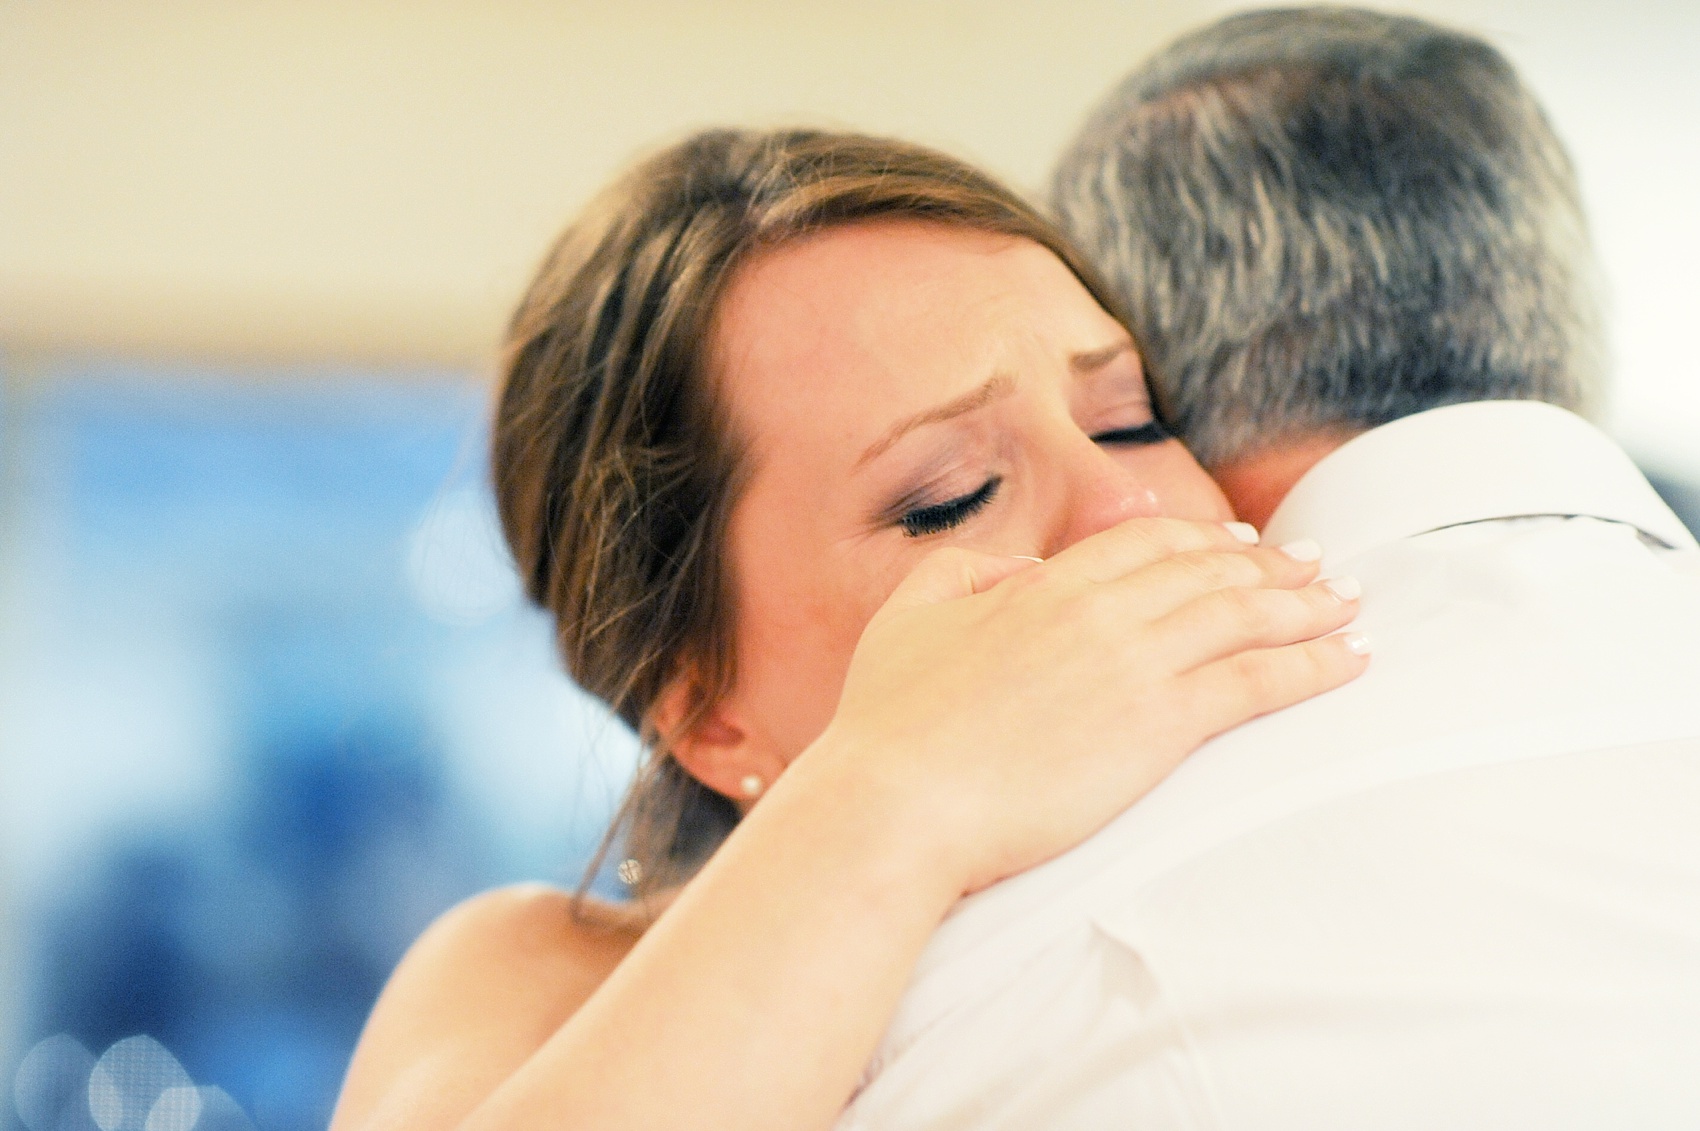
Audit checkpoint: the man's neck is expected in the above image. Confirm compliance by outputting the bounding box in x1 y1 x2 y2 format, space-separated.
1212 431 1361 530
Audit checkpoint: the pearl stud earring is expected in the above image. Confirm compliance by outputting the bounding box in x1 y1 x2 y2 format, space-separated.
740 773 765 799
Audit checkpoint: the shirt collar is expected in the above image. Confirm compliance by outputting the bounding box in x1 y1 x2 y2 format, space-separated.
1260 400 1698 564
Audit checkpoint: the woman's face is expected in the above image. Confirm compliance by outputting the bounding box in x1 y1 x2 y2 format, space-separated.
709 219 1232 770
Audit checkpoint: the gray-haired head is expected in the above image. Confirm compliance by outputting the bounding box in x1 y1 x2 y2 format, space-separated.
1052 6 1603 468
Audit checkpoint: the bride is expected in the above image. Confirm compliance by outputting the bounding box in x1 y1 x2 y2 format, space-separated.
330 128 1367 1131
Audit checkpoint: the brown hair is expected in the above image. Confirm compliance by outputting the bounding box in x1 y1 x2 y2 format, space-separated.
493 128 1126 903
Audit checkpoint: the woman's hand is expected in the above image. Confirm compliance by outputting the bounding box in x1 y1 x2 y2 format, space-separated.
809 517 1367 896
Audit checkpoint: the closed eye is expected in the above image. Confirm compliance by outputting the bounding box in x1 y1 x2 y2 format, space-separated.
1090 421 1171 446
899 478 1002 538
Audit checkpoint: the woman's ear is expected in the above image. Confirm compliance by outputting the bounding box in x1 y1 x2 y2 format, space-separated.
650 674 783 806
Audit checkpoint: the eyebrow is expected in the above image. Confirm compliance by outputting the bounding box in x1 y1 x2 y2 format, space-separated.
850 341 1136 471
856 372 1017 469
1070 340 1135 373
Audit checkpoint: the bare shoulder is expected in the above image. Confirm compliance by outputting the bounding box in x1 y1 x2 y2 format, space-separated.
418 881 645 981
331 883 643 1131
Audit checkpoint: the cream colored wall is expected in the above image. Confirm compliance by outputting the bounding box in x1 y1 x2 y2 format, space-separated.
0 0 1203 368
3 0 1697 473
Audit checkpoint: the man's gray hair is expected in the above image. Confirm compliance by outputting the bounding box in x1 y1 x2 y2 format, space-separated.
1052 6 1603 467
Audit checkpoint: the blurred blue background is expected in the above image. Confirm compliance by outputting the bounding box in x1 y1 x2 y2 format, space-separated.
0 361 638 1131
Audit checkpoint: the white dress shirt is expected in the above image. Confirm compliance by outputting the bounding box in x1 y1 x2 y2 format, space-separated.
839 401 1700 1131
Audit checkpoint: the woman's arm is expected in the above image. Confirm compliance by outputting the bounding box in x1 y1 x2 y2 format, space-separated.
330 768 958 1131
333 518 1367 1131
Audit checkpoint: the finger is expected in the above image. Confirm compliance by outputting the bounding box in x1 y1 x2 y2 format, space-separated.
1175 631 1373 742
1149 576 1362 671
1043 517 1261 586
871 547 1041 622
1104 546 1323 621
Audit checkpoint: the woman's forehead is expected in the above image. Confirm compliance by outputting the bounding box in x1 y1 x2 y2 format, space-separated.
721 222 1025 352
711 219 1114 446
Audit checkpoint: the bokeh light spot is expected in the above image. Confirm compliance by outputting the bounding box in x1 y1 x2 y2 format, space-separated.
14 1035 96 1131
87 1037 192 1131
143 1086 201 1131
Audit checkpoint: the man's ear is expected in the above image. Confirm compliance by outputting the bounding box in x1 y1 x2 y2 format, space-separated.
650 673 781 805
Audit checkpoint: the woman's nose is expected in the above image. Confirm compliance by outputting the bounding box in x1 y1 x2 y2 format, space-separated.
1045 443 1164 555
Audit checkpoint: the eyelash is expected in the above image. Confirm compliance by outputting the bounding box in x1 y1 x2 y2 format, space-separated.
893 421 1167 538
899 478 1002 538
1090 420 1171 445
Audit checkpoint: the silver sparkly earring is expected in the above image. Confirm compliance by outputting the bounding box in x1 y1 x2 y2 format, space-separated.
739 773 765 799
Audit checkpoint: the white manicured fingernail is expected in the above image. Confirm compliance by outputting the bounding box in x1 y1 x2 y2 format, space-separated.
1323 575 1361 601
1225 522 1260 544
1342 632 1373 655
1011 555 1045 564
1280 538 1323 562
